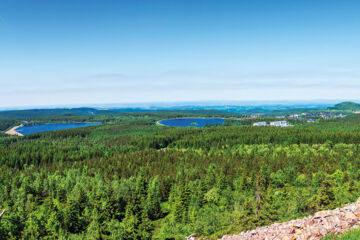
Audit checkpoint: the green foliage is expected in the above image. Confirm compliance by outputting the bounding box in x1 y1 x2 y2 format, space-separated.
323 228 360 239
1 111 360 239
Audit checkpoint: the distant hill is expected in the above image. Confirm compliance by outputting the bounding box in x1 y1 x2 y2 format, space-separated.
0 107 148 119
329 102 360 111
0 103 333 119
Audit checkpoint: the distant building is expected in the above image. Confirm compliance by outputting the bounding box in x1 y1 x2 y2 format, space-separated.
307 119 316 123
287 115 302 120
253 121 267 127
270 121 292 127
334 114 347 118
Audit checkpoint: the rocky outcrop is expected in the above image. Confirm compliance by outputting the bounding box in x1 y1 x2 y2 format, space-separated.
219 202 360 240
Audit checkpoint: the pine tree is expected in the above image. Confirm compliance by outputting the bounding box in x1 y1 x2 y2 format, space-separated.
64 198 82 233
181 183 191 223
198 179 207 207
138 210 153 240
146 177 162 220
119 172 154 239
174 197 184 223
46 199 64 238
308 177 337 211
78 187 88 214
258 188 280 225
103 186 117 221
87 207 103 240
205 164 217 190
216 171 228 195
135 171 148 203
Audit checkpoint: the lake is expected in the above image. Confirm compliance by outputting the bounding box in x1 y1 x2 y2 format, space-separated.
15 123 101 135
158 118 226 128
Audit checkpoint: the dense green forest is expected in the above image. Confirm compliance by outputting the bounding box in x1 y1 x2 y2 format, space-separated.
1 110 360 239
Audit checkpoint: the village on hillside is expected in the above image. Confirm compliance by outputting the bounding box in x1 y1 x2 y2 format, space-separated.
251 111 348 127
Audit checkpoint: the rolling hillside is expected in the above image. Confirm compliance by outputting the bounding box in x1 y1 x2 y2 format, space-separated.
328 102 360 111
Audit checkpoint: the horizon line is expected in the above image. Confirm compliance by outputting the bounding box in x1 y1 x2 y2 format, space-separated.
0 99 357 111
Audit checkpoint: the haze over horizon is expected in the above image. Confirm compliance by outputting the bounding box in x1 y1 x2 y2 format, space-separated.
1 0 360 108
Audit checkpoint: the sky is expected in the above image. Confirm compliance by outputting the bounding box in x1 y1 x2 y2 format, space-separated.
1 0 360 108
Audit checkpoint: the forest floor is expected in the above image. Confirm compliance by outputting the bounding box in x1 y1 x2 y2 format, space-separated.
4 124 23 136
216 201 360 240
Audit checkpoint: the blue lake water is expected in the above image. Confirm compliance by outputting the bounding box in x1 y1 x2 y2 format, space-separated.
16 123 101 135
159 118 226 128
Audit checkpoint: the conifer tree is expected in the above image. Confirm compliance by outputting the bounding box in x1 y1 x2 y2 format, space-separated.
174 197 184 223
138 210 153 240
78 187 88 214
308 177 337 211
258 188 280 225
205 164 217 190
121 204 139 239
87 207 103 240
45 199 64 238
146 177 162 220
64 198 82 233
216 171 228 195
181 183 191 223
198 179 207 207
103 186 117 221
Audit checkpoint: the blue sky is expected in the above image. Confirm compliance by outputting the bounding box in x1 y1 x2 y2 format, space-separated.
1 0 360 108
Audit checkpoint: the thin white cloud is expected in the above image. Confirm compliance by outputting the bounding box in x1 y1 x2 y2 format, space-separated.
1 67 360 108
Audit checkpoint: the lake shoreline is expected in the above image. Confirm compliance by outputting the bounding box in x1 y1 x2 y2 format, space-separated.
156 120 166 126
5 125 24 136
6 122 102 136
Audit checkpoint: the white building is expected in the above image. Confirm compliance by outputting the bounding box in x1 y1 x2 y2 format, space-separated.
253 121 268 127
270 121 292 127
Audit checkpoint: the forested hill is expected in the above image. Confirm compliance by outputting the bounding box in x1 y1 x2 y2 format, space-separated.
0 107 230 120
1 111 360 239
0 101 337 119
328 101 360 111
0 107 150 119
